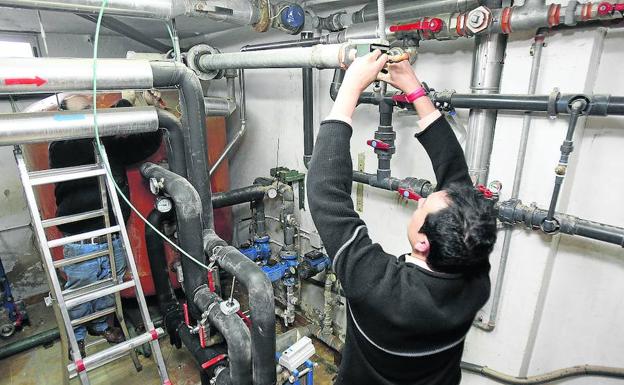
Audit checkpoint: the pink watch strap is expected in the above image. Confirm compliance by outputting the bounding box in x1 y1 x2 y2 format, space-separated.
392 87 427 103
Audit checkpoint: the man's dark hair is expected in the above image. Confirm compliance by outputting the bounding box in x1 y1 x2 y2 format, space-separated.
421 183 497 275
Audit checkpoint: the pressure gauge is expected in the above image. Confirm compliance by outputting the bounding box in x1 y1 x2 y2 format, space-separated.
267 187 278 199
155 196 173 213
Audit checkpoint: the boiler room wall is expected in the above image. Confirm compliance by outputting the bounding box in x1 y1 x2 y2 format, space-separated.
203 20 624 385
0 32 155 299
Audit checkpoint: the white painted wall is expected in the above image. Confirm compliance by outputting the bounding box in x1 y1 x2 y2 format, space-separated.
203 22 624 385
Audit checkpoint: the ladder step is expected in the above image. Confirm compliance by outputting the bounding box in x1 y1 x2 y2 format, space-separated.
64 280 135 310
53 249 110 269
47 226 120 248
42 209 106 229
68 328 164 379
71 307 117 327
28 164 106 186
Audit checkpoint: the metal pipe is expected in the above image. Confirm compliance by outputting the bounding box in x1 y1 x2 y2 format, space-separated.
476 31 546 332
352 0 480 24
0 58 153 94
210 69 247 177
377 0 386 39
461 362 624 384
194 0 259 26
0 107 158 146
205 97 237 117
0 328 60 360
76 14 172 52
465 10 508 185
0 0 182 19
302 32 315 167
497 199 624 247
198 44 352 70
241 37 322 52
207 243 276 385
211 185 273 209
352 171 434 197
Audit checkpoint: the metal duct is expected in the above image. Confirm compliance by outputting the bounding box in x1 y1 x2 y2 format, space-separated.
464 28 507 185
352 0 480 24
205 97 237 117
197 44 352 70
0 107 158 146
0 0 182 19
0 58 153 94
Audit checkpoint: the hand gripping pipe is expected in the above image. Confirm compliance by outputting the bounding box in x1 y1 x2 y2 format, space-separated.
197 43 353 70
0 107 158 146
205 239 276 385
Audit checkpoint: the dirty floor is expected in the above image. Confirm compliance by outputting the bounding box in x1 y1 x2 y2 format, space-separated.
0 301 338 385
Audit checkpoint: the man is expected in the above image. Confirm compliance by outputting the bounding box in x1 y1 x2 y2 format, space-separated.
49 96 162 358
307 51 497 385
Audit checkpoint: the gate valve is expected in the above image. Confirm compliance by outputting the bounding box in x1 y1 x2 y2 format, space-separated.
398 188 422 201
367 139 391 151
389 18 444 34
597 2 624 15
476 184 494 199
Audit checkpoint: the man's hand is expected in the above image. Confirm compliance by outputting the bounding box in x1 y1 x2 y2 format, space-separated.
378 60 422 94
326 50 388 124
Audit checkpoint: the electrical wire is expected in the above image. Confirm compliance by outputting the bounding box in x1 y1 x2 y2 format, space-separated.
92 0 211 271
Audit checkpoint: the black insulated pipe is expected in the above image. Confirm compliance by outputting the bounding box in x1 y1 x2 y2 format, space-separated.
194 288 253 385
302 32 316 168
206 242 276 385
157 108 187 178
375 100 396 181
140 162 207 318
178 326 228 385
211 185 270 209
353 171 434 197
151 61 215 230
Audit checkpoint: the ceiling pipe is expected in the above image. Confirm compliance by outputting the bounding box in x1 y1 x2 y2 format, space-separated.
0 0 184 19
352 0 480 24
0 107 159 146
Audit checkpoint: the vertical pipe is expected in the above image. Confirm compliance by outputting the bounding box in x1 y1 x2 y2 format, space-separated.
377 0 386 39
464 0 507 185
302 32 315 168
376 100 395 181
475 31 545 332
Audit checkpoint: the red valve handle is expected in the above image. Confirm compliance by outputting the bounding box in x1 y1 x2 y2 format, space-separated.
398 188 422 201
476 184 494 199
597 2 624 15
201 354 227 370
389 18 444 33
367 139 391 151
207 270 215 292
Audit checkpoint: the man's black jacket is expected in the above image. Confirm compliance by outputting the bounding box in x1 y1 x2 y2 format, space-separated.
307 116 490 385
49 132 162 235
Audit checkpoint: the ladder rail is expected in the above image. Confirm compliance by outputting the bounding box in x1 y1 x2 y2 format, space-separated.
14 148 92 385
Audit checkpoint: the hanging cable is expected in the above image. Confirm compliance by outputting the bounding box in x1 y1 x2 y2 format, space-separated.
92 0 210 271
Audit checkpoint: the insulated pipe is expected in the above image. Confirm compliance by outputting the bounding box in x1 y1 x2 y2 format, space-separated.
303 63 315 167
211 185 272 209
461 362 624 384
205 97 237 117
352 0 480 24
197 44 352 70
194 288 253 385
177 326 228 385
0 0 182 19
140 163 207 318
0 58 153 94
151 61 215 230
0 107 158 146
465 5 507 185
0 328 60 360
157 108 187 179
206 243 276 385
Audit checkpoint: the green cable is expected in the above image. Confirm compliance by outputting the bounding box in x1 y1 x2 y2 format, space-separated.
92 0 210 271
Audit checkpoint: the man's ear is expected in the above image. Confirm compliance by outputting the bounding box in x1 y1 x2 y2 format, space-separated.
413 233 430 254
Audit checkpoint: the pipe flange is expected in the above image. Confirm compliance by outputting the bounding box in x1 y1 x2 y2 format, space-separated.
187 44 223 81
548 88 560 118
587 94 610 116
465 6 492 35
1 323 15 338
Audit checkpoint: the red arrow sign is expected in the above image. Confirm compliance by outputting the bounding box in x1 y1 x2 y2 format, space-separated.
4 76 47 87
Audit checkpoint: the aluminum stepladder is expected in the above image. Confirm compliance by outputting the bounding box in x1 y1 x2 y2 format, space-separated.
14 143 170 385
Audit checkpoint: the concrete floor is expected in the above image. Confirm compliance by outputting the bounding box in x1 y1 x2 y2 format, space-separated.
0 301 338 385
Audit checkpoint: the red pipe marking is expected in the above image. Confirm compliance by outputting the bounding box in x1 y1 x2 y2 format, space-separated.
183 302 190 326
207 270 215 292
76 359 86 373
150 329 159 341
501 7 513 34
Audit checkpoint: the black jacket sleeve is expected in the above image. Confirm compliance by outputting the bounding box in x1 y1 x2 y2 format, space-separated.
104 130 163 165
416 115 472 189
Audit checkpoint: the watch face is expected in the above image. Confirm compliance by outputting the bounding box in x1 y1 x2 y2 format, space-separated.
156 197 173 213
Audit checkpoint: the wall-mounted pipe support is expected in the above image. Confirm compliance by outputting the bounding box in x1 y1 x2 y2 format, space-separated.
0 107 158 146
